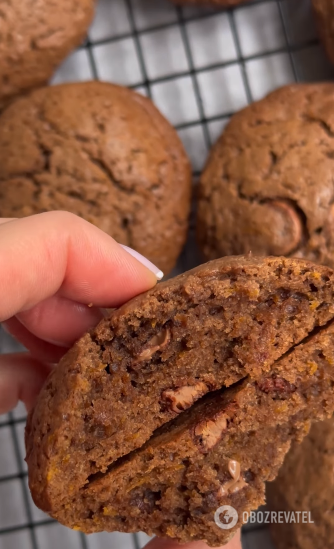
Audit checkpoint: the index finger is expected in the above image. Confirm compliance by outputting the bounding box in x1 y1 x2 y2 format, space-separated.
0 211 161 321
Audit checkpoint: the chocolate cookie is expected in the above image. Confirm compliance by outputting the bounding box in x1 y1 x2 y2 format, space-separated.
267 417 334 549
197 84 334 269
26 256 334 545
0 82 191 274
313 0 334 66
0 0 95 108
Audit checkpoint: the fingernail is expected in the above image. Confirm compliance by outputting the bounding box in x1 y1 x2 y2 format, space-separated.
120 245 164 280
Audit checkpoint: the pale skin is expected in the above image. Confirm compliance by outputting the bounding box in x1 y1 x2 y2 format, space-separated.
0 211 241 549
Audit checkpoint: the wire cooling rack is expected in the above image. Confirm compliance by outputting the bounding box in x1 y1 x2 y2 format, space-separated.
0 0 333 547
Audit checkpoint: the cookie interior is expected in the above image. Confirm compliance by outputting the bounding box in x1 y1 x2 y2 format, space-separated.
25 256 334 542
43 321 334 545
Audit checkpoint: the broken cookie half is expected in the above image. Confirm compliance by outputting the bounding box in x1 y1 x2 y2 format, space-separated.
26 256 334 545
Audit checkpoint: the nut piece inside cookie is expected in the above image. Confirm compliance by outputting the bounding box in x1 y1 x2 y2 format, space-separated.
267 200 303 255
257 375 296 396
194 412 228 452
137 328 171 362
218 459 248 497
161 382 208 413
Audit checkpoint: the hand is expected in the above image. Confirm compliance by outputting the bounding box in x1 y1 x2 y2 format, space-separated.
0 211 162 413
0 211 241 549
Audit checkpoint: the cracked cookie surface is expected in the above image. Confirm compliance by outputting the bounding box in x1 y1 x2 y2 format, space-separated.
0 0 95 108
197 84 334 268
0 82 191 274
25 256 334 544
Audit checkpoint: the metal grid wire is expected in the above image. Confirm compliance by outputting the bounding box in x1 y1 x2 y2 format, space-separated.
0 0 333 547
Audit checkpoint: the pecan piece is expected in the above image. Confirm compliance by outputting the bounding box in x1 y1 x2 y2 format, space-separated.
137 328 170 362
162 382 208 413
194 412 228 452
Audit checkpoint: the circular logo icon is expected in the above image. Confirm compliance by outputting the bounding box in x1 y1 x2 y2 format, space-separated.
214 505 238 530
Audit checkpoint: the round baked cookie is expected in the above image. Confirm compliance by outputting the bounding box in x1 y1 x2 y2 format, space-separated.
197 84 334 269
0 0 95 108
313 0 334 65
0 82 191 274
267 417 334 549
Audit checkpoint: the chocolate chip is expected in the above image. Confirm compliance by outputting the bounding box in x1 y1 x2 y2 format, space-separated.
130 489 161 513
136 328 171 362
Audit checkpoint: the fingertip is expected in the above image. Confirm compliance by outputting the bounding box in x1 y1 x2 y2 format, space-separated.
16 297 104 347
120 245 164 281
62 213 160 304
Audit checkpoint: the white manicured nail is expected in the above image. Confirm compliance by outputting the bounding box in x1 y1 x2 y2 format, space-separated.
120 245 164 280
